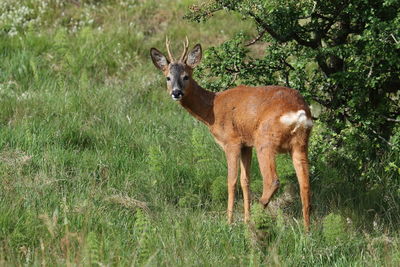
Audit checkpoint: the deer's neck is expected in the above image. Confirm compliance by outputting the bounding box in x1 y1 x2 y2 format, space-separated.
180 80 215 127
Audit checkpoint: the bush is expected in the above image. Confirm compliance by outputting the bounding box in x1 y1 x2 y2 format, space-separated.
185 0 400 209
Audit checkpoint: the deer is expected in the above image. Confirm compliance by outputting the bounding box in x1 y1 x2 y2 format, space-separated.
150 37 313 231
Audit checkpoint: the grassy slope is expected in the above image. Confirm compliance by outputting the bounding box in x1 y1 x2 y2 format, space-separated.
0 0 398 265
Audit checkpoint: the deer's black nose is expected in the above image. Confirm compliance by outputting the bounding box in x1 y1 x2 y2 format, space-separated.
171 89 183 100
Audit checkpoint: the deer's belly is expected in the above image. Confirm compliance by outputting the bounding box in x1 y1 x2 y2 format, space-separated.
210 124 256 148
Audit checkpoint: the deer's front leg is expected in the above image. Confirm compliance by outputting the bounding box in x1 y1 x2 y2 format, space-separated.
225 145 241 224
240 147 252 223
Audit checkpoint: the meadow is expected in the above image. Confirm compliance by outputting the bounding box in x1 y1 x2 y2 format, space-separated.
0 0 399 265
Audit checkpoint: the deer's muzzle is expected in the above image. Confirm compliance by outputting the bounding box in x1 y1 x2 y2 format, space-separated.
171 89 183 100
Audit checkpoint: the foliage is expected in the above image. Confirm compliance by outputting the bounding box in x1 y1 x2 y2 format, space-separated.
186 0 400 217
185 0 400 149
186 0 400 155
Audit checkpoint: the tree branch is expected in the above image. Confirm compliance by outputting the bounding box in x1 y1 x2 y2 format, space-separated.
385 117 400 123
247 11 319 48
370 128 393 146
245 29 268 46
281 58 295 71
292 32 319 48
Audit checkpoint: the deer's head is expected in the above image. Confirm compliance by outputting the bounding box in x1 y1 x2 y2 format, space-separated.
150 37 202 101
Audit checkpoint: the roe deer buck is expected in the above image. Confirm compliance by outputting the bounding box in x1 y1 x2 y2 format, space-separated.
150 37 313 231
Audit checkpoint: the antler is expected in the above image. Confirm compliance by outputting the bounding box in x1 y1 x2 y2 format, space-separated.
179 36 189 62
165 36 175 62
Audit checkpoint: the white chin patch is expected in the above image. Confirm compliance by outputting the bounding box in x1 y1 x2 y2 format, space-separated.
171 95 182 101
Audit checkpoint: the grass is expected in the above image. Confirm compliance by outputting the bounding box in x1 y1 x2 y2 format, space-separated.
0 0 399 265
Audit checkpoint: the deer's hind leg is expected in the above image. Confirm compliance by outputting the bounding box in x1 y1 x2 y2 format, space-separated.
291 146 311 231
256 145 280 207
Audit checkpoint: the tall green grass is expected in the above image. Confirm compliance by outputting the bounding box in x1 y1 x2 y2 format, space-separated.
0 0 399 265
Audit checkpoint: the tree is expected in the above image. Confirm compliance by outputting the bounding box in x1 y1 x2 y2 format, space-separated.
184 0 400 204
185 0 400 170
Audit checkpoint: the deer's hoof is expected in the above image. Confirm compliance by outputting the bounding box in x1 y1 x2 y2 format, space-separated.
259 197 269 207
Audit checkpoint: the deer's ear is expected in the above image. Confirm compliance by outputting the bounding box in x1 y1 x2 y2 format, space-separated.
150 48 169 70
186 44 202 68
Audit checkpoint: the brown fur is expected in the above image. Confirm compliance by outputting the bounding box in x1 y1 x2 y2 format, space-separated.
150 42 312 231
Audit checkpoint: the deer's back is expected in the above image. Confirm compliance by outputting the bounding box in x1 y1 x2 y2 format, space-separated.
210 85 312 150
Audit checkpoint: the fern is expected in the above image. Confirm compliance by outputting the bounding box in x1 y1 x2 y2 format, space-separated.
134 209 152 263
147 145 164 175
84 231 100 266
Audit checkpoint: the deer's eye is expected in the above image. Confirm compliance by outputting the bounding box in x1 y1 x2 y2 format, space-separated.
166 77 171 81
183 75 189 81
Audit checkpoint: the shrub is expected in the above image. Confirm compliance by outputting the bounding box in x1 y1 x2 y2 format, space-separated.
185 0 400 209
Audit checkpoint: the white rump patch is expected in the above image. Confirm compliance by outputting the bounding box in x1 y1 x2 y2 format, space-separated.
280 110 313 133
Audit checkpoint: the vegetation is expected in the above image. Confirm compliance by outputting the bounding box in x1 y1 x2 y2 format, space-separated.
0 0 399 265
186 0 400 206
